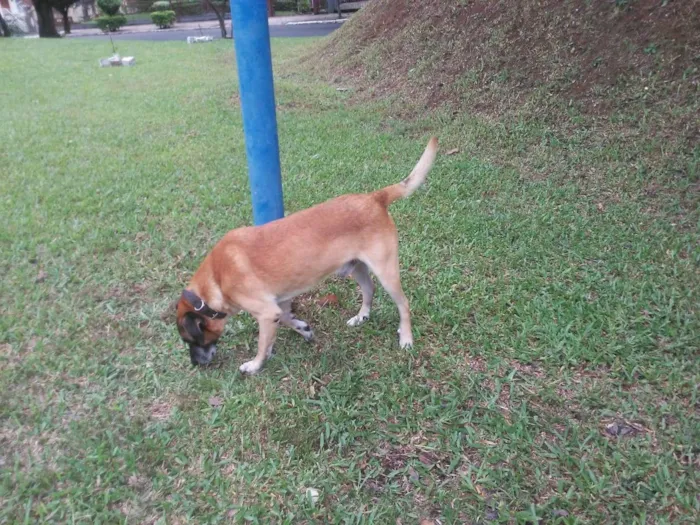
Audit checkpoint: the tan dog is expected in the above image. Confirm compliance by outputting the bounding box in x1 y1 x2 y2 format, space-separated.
176 137 438 374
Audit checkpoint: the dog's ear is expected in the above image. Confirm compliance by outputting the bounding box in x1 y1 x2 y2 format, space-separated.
182 312 205 344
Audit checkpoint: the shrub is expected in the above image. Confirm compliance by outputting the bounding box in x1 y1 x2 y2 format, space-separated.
151 10 175 28
275 1 297 11
96 14 127 31
97 0 122 15
151 0 170 10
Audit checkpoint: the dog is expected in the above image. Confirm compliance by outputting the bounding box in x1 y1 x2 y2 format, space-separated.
176 137 438 374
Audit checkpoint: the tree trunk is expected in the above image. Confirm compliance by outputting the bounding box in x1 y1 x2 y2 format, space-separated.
312 0 319 15
60 7 71 33
202 0 226 38
81 0 89 20
33 0 60 37
267 0 274 17
0 11 11 36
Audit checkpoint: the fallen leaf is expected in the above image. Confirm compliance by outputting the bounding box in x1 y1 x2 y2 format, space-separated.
445 148 460 155
604 420 644 437
552 509 569 517
35 270 47 283
485 508 499 521
596 202 605 212
316 293 338 307
208 396 223 408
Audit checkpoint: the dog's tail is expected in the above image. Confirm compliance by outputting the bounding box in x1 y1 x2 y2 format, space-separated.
377 137 438 207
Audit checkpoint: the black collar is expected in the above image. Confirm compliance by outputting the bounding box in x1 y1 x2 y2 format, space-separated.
181 289 228 320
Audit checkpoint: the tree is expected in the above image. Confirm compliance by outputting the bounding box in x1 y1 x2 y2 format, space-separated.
267 0 273 17
202 0 228 39
0 11 11 36
53 0 80 33
81 0 97 20
32 0 60 37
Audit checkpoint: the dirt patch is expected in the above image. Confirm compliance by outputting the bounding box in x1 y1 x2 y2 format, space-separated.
363 435 454 495
149 400 174 421
465 355 487 372
511 359 546 379
0 424 63 473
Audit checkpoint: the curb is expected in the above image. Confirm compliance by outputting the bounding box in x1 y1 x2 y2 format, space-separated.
66 26 221 37
285 19 346 25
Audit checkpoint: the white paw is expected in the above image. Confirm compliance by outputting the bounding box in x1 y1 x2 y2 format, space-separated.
398 329 413 349
239 360 262 375
347 314 369 327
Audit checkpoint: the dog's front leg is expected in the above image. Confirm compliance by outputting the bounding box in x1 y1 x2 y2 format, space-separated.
239 309 280 375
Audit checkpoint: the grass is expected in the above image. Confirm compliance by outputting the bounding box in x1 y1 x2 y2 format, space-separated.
0 37 698 524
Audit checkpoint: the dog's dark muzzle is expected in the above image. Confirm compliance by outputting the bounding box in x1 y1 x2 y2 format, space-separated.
189 343 217 366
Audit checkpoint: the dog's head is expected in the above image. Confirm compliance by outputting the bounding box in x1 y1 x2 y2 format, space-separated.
176 294 227 366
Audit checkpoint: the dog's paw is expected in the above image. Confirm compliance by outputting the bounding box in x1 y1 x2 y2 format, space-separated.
398 329 413 349
347 315 369 327
239 360 262 375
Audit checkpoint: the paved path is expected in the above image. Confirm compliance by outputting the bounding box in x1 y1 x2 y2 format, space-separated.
71 21 341 41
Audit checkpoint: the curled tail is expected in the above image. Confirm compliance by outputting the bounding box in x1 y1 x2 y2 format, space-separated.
377 137 438 206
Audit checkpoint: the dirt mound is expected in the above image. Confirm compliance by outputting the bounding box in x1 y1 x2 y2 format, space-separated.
309 0 698 141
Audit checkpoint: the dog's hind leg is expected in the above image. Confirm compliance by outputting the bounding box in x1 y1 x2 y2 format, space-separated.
279 300 314 342
346 261 374 327
363 240 413 348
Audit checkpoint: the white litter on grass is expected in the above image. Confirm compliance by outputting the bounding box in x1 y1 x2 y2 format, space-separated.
187 36 213 44
305 488 320 505
99 54 136 67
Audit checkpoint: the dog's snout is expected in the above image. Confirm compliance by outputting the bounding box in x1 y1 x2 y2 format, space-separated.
189 344 217 366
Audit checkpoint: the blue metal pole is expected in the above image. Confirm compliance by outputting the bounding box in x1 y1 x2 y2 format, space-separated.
230 0 284 226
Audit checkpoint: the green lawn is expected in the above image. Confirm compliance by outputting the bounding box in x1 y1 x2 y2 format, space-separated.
0 38 698 524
